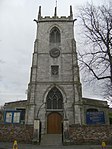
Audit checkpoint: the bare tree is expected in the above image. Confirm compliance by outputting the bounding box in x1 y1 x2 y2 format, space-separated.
78 2 112 98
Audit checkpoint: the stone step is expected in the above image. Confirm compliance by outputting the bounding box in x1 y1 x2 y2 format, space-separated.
41 134 62 145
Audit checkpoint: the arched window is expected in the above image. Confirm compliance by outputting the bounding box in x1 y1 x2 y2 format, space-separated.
50 27 61 43
46 87 63 109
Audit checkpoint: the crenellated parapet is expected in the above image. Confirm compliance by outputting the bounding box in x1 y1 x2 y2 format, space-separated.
37 5 76 22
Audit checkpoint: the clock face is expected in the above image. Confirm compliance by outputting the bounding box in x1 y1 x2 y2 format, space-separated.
50 48 60 58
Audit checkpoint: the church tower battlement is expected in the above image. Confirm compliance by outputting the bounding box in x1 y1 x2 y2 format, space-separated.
37 6 74 21
26 6 83 134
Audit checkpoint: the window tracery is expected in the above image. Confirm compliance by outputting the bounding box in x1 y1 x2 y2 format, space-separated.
46 87 63 109
50 27 61 43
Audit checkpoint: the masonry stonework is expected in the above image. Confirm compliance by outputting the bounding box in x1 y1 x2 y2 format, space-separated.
25 6 82 134
0 124 112 144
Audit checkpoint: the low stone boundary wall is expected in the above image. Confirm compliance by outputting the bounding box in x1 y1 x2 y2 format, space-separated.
68 125 112 145
1 124 112 144
0 124 33 142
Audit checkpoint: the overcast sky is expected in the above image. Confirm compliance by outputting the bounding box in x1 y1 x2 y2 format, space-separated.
0 0 108 106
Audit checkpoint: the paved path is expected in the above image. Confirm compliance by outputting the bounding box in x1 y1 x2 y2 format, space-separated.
0 142 111 149
41 134 62 145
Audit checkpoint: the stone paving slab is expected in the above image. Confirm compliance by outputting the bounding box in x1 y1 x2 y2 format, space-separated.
0 142 112 149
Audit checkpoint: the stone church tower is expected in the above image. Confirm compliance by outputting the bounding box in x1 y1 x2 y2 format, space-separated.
26 6 83 134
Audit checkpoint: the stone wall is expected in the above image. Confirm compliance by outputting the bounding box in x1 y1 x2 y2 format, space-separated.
0 124 33 142
68 125 112 145
1 124 112 144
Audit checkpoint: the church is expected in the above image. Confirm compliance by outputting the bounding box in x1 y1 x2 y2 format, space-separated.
24 6 109 134
25 5 83 134
3 6 109 136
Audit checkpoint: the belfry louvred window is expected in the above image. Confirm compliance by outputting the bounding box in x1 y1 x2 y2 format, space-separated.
46 87 63 109
50 27 61 43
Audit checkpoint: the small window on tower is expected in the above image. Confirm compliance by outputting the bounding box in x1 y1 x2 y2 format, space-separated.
51 65 59 75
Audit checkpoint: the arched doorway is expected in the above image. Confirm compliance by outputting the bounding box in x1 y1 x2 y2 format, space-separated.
46 87 63 134
47 112 62 134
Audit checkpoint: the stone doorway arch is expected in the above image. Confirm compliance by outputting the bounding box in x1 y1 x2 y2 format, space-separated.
46 87 63 134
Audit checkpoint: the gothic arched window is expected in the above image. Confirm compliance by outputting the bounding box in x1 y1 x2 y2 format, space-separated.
50 27 61 43
46 87 63 109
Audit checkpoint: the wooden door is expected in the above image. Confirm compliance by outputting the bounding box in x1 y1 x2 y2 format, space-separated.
47 112 62 134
